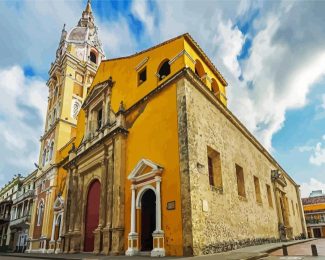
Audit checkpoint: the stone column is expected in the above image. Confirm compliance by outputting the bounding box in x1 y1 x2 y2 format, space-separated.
295 186 307 237
155 176 162 232
48 212 57 253
73 175 81 232
130 185 136 234
99 158 108 227
55 214 64 254
102 95 106 127
50 213 56 241
62 168 73 253
102 147 113 255
26 200 30 217
111 134 126 255
276 190 284 224
71 167 81 253
94 158 107 254
126 184 138 256
151 177 165 257
68 169 77 233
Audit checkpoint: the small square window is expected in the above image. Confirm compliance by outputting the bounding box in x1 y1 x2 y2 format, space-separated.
138 67 147 85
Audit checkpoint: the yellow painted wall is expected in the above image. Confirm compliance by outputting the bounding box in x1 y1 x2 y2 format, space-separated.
124 84 183 256
184 39 227 105
92 38 185 113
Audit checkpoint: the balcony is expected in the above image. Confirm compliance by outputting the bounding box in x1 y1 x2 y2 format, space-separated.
306 218 325 226
13 190 34 204
9 215 31 229
0 213 10 224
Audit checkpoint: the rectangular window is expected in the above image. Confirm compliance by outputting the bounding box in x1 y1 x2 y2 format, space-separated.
207 147 222 189
97 108 103 129
235 164 245 198
266 184 273 208
254 176 262 203
208 156 214 186
138 67 147 85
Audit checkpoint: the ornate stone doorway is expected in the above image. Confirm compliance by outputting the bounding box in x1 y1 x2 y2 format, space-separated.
141 189 156 251
84 180 100 252
126 159 165 257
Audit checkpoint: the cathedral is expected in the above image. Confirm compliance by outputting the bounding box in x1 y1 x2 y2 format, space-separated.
26 0 307 257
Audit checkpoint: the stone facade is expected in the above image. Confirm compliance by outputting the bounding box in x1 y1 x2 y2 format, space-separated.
177 72 307 255
63 80 126 255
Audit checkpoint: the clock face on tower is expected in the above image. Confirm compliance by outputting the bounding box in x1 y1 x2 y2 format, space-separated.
71 98 82 119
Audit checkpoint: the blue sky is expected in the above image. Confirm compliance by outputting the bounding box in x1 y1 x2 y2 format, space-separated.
0 0 324 197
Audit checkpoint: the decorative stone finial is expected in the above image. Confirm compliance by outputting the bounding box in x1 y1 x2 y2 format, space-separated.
118 101 125 113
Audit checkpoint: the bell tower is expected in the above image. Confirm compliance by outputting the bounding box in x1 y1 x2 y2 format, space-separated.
39 0 104 170
28 0 105 253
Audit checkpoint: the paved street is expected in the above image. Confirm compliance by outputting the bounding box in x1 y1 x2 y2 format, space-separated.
1 239 324 260
270 239 325 256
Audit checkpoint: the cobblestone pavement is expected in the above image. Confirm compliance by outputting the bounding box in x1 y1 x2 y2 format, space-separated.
270 239 325 256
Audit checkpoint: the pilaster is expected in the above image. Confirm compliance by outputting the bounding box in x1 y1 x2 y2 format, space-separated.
111 134 126 254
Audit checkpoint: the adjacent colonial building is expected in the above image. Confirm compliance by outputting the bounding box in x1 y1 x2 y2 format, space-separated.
302 190 325 238
27 1 104 253
61 32 307 257
0 174 24 251
9 170 36 252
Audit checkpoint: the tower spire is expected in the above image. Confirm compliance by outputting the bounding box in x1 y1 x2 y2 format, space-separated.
78 0 94 28
85 0 92 13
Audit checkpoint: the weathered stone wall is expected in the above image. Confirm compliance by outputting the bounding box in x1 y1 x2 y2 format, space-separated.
181 77 304 255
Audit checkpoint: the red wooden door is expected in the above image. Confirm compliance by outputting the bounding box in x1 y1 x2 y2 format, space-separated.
84 180 100 252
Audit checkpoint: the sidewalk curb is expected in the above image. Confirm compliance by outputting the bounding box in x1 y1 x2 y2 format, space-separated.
0 253 82 260
246 253 269 260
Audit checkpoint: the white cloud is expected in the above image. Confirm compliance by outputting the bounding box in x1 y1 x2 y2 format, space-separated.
310 142 325 166
99 18 136 58
0 66 47 186
300 178 325 198
131 0 155 35
213 20 245 78
299 135 325 166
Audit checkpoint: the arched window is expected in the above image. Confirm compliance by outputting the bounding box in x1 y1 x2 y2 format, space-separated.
195 59 205 79
42 149 46 166
37 201 44 226
49 142 54 161
46 148 49 162
211 79 220 98
157 60 170 81
90 51 97 64
52 109 56 124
